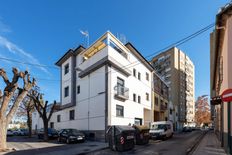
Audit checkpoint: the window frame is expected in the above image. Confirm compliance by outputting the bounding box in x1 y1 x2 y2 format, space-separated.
146 72 149 81
138 72 141 80
64 63 69 75
77 85 80 94
133 68 136 77
133 93 137 102
64 86 69 97
138 96 141 104
69 110 75 120
146 93 149 101
116 105 124 117
57 115 61 122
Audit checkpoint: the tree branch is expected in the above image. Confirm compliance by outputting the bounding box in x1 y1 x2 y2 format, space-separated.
48 101 57 121
6 69 35 123
0 68 10 86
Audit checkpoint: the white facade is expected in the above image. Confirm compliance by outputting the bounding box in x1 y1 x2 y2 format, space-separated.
32 31 153 139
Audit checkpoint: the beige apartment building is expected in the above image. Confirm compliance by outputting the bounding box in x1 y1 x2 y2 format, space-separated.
151 47 195 130
152 73 169 122
210 3 232 154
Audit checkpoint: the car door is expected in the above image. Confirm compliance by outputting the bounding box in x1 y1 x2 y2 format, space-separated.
61 130 68 141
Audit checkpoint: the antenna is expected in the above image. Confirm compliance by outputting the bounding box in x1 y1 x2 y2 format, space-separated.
80 30 89 47
116 33 127 44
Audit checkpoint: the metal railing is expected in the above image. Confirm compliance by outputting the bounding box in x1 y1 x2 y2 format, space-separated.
114 85 129 100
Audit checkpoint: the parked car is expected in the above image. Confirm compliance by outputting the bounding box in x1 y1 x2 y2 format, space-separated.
20 129 29 136
182 127 192 132
57 129 85 144
12 129 24 136
38 128 58 139
149 121 173 140
7 129 13 136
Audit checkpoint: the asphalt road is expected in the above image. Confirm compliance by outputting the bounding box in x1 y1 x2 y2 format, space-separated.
88 130 204 155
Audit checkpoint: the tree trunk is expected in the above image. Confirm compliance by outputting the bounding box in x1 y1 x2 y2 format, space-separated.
0 118 7 151
43 120 49 141
27 110 32 138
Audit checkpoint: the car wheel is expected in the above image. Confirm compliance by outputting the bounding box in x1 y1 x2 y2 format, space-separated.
66 138 70 144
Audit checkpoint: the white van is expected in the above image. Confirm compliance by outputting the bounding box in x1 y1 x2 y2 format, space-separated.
149 121 173 140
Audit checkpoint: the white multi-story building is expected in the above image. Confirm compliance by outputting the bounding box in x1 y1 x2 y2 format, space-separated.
32 31 154 140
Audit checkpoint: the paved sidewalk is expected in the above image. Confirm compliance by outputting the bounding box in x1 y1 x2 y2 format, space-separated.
192 131 228 155
0 141 108 155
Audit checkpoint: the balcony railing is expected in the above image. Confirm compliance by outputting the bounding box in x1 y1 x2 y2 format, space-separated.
114 85 129 100
160 104 168 111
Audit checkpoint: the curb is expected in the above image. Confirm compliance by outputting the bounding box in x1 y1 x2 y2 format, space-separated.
77 146 109 155
186 131 207 155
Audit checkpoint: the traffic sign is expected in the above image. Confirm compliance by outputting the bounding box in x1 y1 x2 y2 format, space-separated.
221 89 232 102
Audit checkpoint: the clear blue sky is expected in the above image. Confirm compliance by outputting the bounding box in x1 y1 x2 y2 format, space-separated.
0 0 230 103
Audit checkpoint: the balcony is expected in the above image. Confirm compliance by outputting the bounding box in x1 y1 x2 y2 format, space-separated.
114 85 129 100
160 103 168 111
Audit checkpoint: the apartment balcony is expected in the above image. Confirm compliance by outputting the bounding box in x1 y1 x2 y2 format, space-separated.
160 103 167 111
114 85 129 100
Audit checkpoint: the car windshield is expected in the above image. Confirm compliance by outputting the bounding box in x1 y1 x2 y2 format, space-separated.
48 128 57 133
151 124 167 130
69 129 80 135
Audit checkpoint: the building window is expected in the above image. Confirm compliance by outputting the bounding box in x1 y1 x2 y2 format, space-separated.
117 77 124 87
116 105 124 117
57 115 61 122
69 110 75 120
133 93 136 102
50 122 54 128
146 72 149 81
134 118 142 125
77 85 80 94
138 72 141 80
64 63 69 75
170 109 173 115
64 86 69 97
155 97 158 105
146 93 149 101
138 96 141 103
133 69 136 77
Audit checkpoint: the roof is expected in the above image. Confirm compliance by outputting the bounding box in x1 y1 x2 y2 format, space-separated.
55 45 85 66
125 42 154 71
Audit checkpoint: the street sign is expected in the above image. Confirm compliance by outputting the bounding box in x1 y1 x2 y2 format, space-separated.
221 89 232 102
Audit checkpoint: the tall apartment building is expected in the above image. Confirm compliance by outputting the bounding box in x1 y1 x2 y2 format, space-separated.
32 31 154 140
151 47 195 130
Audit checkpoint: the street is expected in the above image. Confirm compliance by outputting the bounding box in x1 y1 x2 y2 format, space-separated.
88 130 204 155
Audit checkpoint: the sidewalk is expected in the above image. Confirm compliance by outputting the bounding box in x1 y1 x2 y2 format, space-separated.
1 141 108 155
192 131 228 155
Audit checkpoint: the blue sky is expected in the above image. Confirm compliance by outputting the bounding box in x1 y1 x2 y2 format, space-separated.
0 0 230 103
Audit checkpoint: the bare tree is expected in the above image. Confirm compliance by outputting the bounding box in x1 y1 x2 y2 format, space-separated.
17 96 35 138
29 91 57 141
0 68 35 151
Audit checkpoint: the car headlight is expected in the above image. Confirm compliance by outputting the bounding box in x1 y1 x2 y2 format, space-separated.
69 136 76 139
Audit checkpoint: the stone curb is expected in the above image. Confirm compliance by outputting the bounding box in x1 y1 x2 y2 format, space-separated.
186 131 207 155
